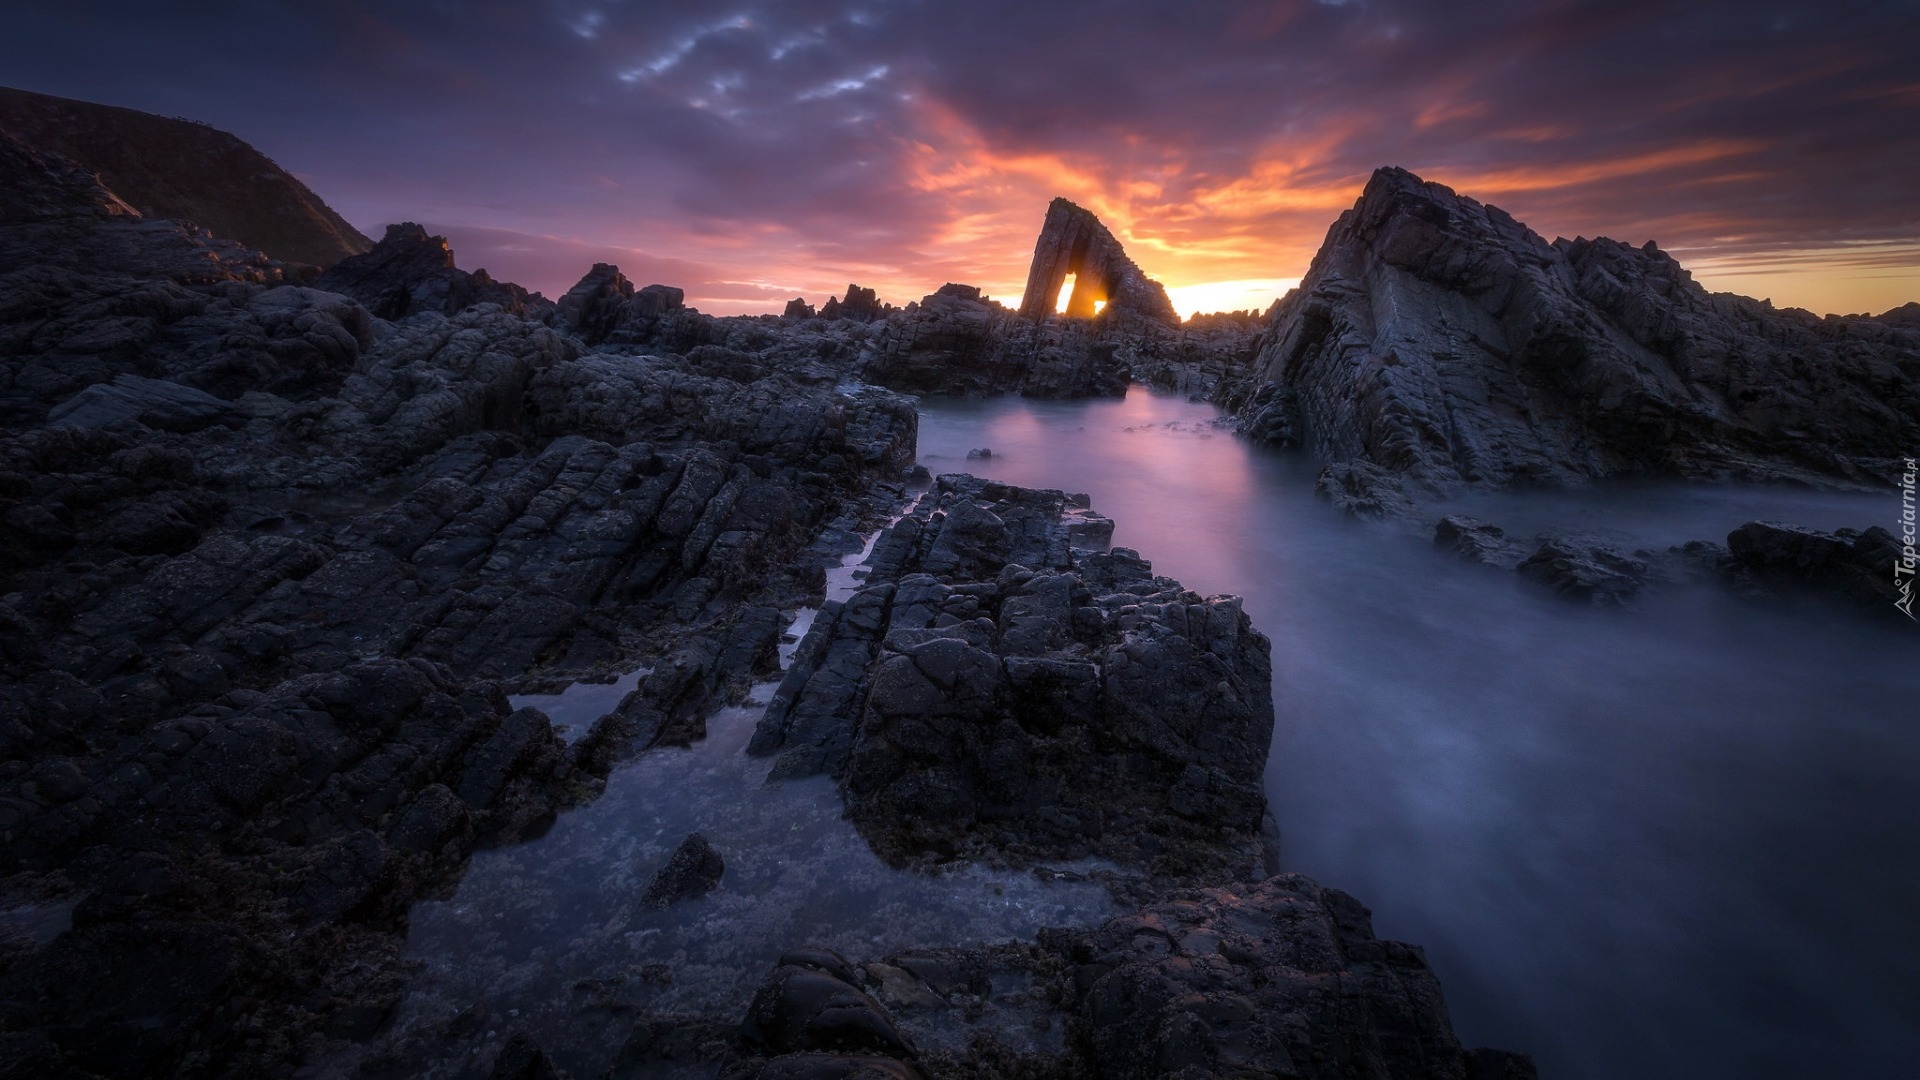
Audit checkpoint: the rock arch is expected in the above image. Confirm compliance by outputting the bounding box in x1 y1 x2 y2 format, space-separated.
1016 197 1178 325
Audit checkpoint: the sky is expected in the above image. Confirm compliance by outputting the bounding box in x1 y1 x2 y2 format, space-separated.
4 0 1918 318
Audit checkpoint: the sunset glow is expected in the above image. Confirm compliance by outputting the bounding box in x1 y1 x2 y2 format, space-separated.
6 2 1915 319
1166 279 1302 319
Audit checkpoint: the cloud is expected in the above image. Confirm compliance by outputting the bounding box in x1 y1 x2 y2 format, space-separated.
0 0 1916 315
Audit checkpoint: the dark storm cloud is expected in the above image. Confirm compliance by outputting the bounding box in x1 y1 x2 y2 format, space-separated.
2 0 1915 313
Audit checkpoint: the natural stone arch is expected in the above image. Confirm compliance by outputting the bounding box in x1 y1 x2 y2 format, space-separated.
1016 197 1179 325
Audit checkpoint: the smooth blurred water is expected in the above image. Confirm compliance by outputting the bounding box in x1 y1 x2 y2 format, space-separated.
916 389 1920 1080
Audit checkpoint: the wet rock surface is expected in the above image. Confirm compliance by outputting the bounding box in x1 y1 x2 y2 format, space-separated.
0 172 918 1076
1717 520 1909 615
641 831 727 909
1429 507 1913 617
752 474 1274 884
1432 515 1525 569
659 878 1536 1079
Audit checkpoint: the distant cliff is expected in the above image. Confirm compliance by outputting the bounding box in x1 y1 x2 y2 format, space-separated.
0 86 370 267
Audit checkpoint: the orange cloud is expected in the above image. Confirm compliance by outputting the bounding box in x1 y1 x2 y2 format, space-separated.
1427 138 1772 196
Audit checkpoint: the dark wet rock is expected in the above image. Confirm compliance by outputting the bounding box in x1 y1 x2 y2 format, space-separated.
0 269 373 428
489 1032 564 1080
753 475 1271 882
1129 309 1267 400
47 373 237 433
550 263 707 348
1017 197 1178 325
0 657 580 1076
784 297 817 320
1516 537 1652 607
0 136 925 1075
641 831 726 909
743 948 918 1059
1315 460 1416 519
1719 520 1909 615
1433 515 1525 569
718 876 1533 1079
746 1054 927 1079
1233 166 1920 501
316 222 548 320
1061 875 1537 1080
553 262 634 343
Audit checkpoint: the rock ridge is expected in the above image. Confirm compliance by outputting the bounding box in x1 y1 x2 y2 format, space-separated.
1228 166 1920 505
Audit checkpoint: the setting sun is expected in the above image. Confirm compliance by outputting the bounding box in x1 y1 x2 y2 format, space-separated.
1165 278 1300 319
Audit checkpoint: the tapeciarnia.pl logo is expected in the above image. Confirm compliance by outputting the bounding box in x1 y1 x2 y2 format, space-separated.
1898 457 1917 621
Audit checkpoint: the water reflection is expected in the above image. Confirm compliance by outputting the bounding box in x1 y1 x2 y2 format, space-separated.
916 388 1920 1080
506 667 647 743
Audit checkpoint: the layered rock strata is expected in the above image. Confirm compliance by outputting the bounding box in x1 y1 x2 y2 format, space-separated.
1230 167 1920 501
752 474 1274 883
1017 197 1179 325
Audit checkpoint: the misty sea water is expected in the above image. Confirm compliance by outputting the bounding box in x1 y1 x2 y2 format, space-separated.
916 387 1919 1080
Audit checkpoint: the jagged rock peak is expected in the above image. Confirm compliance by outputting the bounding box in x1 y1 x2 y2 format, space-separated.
820 283 888 322
326 223 457 280
378 222 455 265
1235 164 1920 500
552 265 689 344
316 222 545 320
1017 196 1178 325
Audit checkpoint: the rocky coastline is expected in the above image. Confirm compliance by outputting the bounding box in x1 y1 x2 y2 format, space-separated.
0 117 1540 1077
1211 168 1920 620
3 88 1913 1078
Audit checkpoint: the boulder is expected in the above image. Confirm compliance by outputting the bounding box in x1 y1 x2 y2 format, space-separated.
1516 537 1652 606
1721 520 1908 614
640 831 725 909
1066 875 1539 1080
742 948 916 1059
